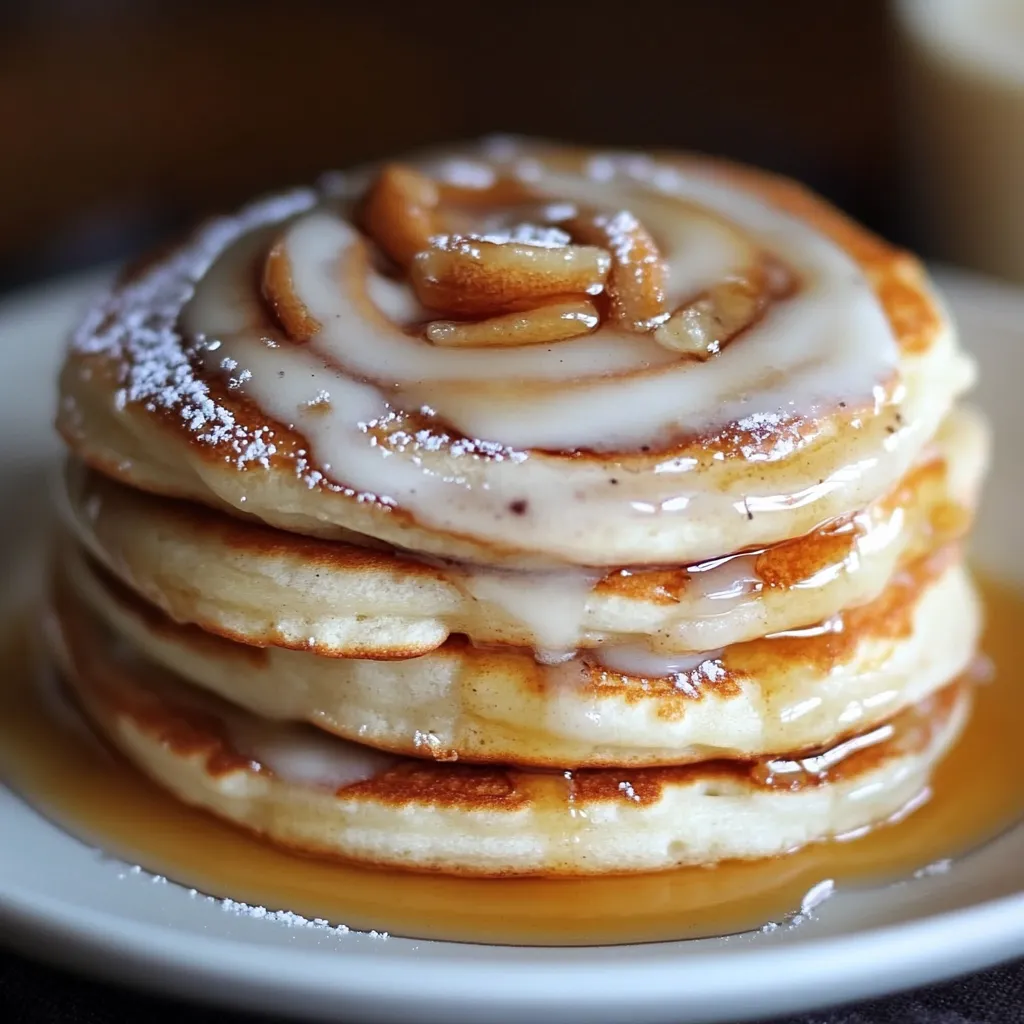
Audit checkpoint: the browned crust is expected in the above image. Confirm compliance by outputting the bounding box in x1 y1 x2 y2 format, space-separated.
73 451 971 661
342 761 528 810
60 596 966 812
61 541 959 772
81 540 951 691
72 465 423 571
733 545 958 678
580 677 962 806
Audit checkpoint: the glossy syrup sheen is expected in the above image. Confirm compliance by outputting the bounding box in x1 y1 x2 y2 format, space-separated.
0 576 1022 947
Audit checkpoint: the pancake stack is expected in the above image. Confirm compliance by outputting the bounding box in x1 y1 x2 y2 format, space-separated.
53 140 987 876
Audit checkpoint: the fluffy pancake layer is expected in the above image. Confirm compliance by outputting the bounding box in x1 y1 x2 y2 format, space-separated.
49 584 971 876
57 140 976 568
59 541 979 769
62 407 987 659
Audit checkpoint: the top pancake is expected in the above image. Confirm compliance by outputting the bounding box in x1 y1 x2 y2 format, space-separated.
57 139 975 567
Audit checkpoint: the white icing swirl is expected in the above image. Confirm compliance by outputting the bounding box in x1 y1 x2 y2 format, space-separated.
189 153 896 449
172 144 906 564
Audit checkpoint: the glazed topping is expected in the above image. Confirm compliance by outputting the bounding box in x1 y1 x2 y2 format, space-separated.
188 146 897 451
90 140 906 565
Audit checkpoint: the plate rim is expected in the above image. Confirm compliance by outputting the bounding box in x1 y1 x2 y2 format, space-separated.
2 878 1023 1022
0 266 1022 1024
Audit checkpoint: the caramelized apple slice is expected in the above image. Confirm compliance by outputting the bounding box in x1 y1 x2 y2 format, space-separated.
426 298 600 347
654 257 795 358
411 235 611 317
654 277 762 358
261 240 321 342
565 210 668 331
360 164 440 267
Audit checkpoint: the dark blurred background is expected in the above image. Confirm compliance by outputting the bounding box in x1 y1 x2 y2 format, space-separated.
0 0 900 295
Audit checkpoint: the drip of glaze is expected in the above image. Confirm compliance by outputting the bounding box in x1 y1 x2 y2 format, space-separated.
99 639 396 791
685 552 762 609
226 717 394 790
453 565 605 656
590 644 726 680
0 576 1021 946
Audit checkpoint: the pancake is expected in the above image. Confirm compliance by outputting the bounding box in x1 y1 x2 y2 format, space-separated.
60 541 980 768
47 137 990 881
57 139 976 568
49 583 972 876
62 406 987 659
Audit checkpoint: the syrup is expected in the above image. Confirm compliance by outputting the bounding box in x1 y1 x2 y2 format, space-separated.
0 576 1021 947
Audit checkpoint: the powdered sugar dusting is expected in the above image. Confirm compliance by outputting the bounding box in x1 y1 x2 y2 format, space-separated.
219 898 355 935
732 411 802 462
617 780 642 803
379 423 525 463
69 190 316 468
913 858 953 879
110 862 375 936
218 897 389 939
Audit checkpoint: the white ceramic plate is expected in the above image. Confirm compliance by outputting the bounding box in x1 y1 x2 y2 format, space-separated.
0 268 1021 1024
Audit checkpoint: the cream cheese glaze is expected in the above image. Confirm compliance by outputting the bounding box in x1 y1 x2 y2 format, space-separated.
226 716 395 790
61 139 974 566
186 146 898 517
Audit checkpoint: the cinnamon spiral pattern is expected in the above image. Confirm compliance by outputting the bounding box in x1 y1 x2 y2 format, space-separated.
60 139 973 567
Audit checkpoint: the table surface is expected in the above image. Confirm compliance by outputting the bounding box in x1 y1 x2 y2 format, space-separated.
1 949 1022 1023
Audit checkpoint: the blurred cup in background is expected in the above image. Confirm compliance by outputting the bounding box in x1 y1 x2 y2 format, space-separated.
895 0 1024 283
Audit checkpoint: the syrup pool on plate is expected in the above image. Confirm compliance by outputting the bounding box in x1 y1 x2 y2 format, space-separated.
0 576 1021 947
